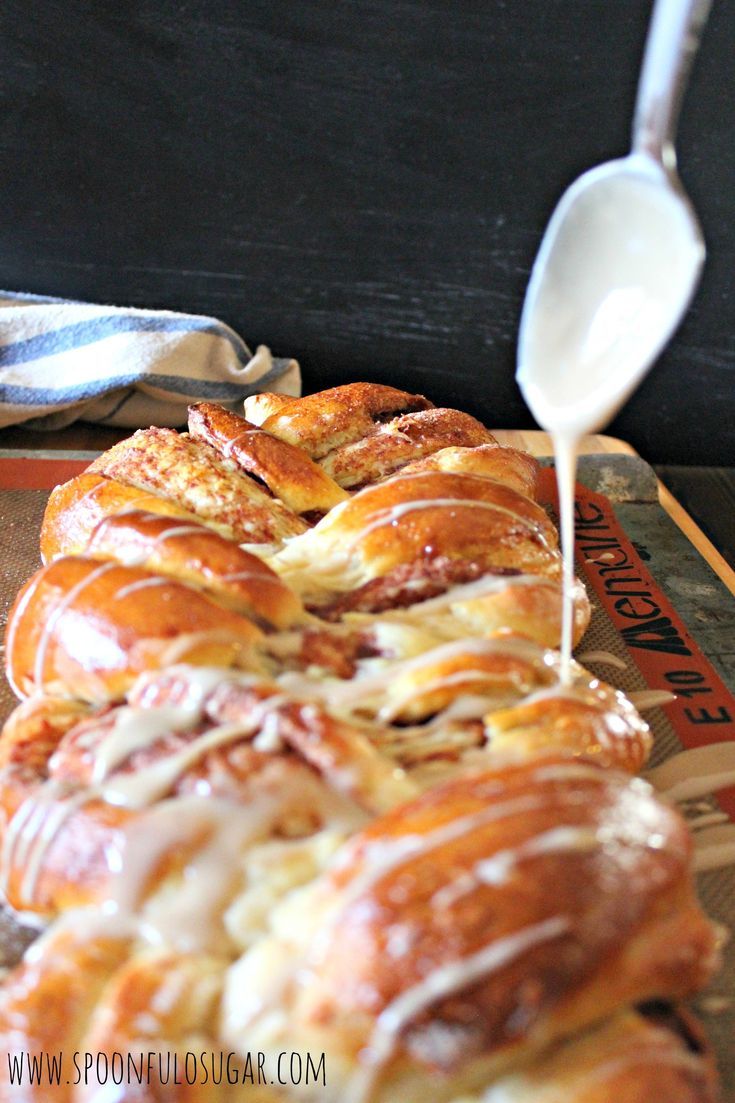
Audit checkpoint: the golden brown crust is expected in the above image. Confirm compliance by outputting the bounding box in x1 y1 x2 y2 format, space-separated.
324 644 649 773
432 572 590 648
188 402 349 514
400 443 542 501
84 510 305 628
0 926 135 1103
80 951 230 1103
274 471 560 597
485 683 653 773
0 923 280 1103
258 382 434 458
87 427 308 543
242 390 297 426
5 557 263 702
40 472 206 562
288 760 716 1080
2 800 135 915
319 408 497 489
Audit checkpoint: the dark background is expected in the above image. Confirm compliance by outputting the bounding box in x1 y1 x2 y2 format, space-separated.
0 0 732 463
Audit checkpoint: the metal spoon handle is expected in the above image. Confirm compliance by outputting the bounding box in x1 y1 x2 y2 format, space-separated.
632 0 712 168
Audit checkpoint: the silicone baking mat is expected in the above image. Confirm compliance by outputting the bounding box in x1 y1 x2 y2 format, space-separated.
1 450 734 1093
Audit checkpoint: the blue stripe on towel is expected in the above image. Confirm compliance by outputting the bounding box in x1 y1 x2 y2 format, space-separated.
1 373 248 405
0 361 291 407
0 314 251 368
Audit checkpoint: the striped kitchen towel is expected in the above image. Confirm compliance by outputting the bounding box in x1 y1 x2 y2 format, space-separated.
0 291 301 430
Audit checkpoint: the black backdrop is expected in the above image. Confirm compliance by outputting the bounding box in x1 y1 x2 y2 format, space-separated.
0 0 733 463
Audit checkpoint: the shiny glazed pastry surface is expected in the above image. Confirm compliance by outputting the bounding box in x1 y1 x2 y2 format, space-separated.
0 383 722 1102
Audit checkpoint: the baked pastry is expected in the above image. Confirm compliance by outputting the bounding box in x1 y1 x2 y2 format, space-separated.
0 757 718 1101
243 382 435 458
221 757 716 1101
0 635 657 921
272 471 559 587
188 402 349 515
40 419 324 560
0 383 722 1102
39 385 591 647
5 557 266 702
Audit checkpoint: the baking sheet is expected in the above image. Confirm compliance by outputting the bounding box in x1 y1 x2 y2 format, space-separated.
545 457 735 1091
0 450 734 1094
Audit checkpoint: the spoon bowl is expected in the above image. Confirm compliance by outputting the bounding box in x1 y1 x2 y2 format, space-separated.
517 152 704 436
517 0 711 439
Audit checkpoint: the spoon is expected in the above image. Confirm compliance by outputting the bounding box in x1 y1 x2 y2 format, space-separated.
515 0 712 681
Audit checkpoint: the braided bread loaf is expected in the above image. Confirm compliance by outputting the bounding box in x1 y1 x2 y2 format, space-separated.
0 384 721 1101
